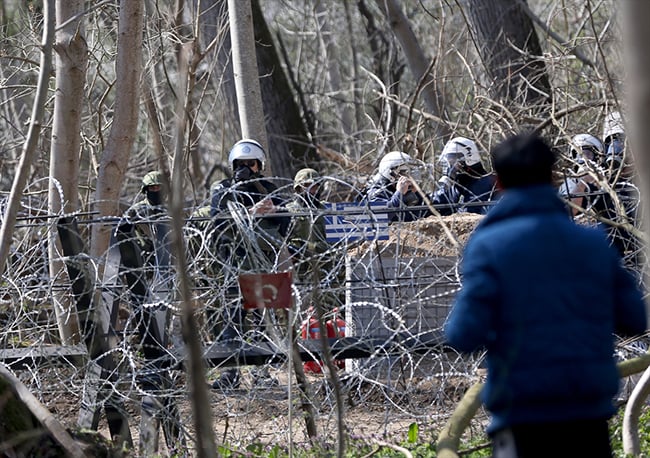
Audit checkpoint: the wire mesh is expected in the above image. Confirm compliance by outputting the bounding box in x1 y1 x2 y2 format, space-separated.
0 176 646 455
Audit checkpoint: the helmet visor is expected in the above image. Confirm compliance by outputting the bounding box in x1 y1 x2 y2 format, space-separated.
235 159 260 169
585 145 598 160
391 164 411 177
440 152 465 176
575 145 599 164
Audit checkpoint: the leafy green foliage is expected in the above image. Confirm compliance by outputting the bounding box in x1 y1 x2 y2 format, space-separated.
610 404 650 457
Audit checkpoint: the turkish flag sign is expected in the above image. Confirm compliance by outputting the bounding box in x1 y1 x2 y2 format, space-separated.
238 271 293 310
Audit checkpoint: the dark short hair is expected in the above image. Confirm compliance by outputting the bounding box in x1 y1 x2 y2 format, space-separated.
491 133 557 188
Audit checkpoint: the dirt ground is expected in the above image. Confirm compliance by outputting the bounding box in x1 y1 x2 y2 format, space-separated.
53 363 479 456
35 365 474 456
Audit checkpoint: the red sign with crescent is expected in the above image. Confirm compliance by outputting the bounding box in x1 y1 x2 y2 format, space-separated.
238 271 293 309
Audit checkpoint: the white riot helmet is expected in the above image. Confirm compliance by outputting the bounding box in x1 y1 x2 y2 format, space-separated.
228 139 266 171
378 151 414 180
440 137 481 166
570 133 604 164
602 112 627 173
439 136 481 178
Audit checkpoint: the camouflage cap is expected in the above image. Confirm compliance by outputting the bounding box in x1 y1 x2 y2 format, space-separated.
141 171 163 190
293 168 320 190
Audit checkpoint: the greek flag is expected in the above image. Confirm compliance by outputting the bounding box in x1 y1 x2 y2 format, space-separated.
324 202 389 243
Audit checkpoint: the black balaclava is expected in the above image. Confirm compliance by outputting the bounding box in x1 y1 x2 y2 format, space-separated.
146 188 162 206
300 185 322 207
233 160 260 183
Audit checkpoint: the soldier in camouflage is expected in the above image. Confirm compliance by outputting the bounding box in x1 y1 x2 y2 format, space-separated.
286 168 328 267
121 171 169 274
286 168 342 314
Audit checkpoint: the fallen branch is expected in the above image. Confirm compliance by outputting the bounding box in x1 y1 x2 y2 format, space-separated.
0 364 87 458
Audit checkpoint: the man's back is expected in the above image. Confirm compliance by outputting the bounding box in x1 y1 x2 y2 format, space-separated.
444 133 647 457
446 184 646 433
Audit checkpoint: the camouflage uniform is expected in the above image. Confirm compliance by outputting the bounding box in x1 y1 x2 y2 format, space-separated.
121 171 170 279
286 168 342 313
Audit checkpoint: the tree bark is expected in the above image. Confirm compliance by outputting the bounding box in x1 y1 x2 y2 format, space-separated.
197 0 314 179
227 0 269 166
90 0 144 263
251 0 316 177
622 3 650 453
0 365 87 458
436 382 483 458
315 1 355 148
373 0 452 141
464 0 551 115
169 42 218 458
49 0 88 345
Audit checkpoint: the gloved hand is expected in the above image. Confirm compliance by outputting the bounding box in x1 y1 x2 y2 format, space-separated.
233 165 253 182
574 165 601 185
437 176 452 190
249 197 275 215
446 162 463 180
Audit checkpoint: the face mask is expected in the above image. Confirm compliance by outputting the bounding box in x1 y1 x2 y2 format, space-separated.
233 165 254 182
403 190 419 206
303 189 322 206
441 152 466 179
146 189 162 206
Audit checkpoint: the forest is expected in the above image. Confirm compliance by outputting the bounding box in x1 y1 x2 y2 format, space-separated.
1 0 650 457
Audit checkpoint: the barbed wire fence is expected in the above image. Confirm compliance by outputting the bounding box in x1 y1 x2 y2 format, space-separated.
0 173 647 456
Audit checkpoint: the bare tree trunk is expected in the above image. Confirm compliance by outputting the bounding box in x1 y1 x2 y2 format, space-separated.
463 0 551 116
251 0 317 176
343 0 364 160
623 0 650 314
623 365 650 455
90 0 144 262
357 0 406 155
171 0 206 195
49 0 88 345
373 0 452 141
0 0 54 278
198 0 315 178
0 365 87 458
622 2 650 453
227 0 269 164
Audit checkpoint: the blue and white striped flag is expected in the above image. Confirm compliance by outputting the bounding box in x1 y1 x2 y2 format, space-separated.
324 202 390 243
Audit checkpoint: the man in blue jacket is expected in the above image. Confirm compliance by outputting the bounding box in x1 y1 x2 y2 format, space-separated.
444 133 647 458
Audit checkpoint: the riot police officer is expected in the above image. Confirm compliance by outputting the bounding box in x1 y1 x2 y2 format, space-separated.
122 171 169 271
558 133 605 216
430 136 498 215
363 151 428 222
208 139 287 390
